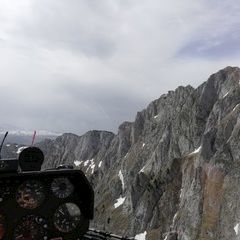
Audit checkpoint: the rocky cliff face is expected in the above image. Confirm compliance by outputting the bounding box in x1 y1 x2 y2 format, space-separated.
37 66 240 240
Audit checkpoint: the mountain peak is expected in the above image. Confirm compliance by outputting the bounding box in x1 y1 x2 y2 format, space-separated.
29 67 240 239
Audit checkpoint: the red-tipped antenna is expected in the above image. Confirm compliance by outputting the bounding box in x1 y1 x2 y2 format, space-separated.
31 131 36 146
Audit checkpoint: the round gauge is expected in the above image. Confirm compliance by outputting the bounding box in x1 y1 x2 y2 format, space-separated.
13 215 48 240
0 214 5 239
53 203 81 233
16 180 45 209
51 178 74 199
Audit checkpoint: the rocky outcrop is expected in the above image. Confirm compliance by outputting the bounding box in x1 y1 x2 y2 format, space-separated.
37 66 240 240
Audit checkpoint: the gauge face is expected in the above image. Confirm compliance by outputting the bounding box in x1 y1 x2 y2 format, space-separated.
53 203 81 233
16 180 45 209
13 215 48 240
51 178 74 199
0 214 5 240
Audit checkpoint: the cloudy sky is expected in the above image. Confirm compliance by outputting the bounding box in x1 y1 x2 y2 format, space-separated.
0 0 239 135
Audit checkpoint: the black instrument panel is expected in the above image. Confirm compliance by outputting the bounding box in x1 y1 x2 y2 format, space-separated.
0 170 94 240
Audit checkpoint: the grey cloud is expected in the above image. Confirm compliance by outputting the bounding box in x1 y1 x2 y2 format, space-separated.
54 80 146 132
177 30 240 59
1 0 240 135
0 76 145 134
177 0 240 59
13 0 118 58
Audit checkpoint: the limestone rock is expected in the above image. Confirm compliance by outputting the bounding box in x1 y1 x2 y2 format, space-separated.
38 66 240 240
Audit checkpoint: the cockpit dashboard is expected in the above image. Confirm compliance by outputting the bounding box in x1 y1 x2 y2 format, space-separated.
0 169 94 240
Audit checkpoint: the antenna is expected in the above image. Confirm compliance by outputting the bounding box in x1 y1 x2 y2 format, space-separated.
0 131 8 159
31 130 36 146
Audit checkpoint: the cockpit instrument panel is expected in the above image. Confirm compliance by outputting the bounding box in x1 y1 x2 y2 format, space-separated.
0 169 94 240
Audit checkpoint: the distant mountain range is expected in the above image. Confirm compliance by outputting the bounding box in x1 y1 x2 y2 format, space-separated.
4 67 240 240
0 130 60 145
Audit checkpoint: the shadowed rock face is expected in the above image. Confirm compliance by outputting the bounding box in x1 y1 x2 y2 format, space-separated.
37 66 240 240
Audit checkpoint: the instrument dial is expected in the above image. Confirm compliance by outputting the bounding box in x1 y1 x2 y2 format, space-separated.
53 203 81 233
51 178 74 199
16 180 45 209
13 215 48 240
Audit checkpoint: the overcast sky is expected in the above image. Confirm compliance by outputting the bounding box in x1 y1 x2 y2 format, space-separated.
0 0 239 135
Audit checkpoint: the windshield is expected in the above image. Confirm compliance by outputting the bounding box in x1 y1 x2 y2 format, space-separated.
0 1 239 240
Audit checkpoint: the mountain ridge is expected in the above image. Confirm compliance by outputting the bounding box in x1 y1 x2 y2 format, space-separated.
17 66 240 239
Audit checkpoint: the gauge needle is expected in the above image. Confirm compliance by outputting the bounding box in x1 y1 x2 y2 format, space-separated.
16 235 23 239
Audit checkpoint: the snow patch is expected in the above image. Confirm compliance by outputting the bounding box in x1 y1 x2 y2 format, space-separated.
84 160 90 167
86 159 95 174
142 143 145 148
114 196 126 208
139 165 146 173
135 231 147 240
74 160 83 167
16 146 28 154
6 144 10 147
188 146 201 156
90 165 95 174
124 153 129 159
173 212 178 224
233 104 240 112
91 165 95 174
118 170 125 190
193 146 201 154
98 161 102 168
223 92 229 98
154 115 158 119
234 223 240 235
180 188 183 198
